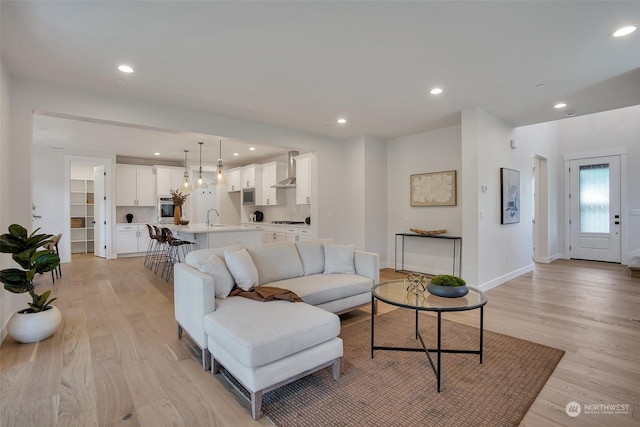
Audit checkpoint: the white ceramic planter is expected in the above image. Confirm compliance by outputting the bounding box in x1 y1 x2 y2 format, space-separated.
7 306 62 343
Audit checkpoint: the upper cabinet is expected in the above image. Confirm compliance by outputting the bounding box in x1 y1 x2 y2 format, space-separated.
226 167 242 192
242 164 261 189
156 166 184 196
116 165 156 206
294 153 313 205
259 161 286 206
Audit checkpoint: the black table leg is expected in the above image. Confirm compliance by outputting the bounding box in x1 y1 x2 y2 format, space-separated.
371 294 375 359
480 305 484 364
437 311 442 392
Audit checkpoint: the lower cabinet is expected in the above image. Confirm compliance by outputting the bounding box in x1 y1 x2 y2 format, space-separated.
117 224 152 255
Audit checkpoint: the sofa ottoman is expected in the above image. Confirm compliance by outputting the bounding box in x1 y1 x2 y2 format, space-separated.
205 296 343 419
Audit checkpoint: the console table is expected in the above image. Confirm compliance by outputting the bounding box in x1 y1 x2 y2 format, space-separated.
395 233 462 276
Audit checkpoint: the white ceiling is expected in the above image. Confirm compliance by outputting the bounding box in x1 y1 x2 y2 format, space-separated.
2 1 640 161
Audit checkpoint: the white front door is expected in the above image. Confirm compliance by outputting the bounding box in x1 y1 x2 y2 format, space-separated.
569 156 621 262
94 165 106 258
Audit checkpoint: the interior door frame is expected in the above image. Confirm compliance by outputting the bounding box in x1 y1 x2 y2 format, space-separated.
64 155 116 260
563 147 628 263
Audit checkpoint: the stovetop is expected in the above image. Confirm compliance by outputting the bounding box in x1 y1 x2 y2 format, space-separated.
271 221 306 225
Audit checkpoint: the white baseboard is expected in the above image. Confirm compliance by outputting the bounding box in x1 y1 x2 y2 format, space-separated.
477 263 534 292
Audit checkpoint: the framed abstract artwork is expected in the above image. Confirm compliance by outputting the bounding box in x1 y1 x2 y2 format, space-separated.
500 168 520 224
410 170 457 207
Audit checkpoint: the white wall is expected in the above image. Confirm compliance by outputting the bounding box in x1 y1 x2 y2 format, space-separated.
345 137 366 249
386 125 462 273
363 136 388 259
462 109 535 289
556 104 640 261
513 121 561 261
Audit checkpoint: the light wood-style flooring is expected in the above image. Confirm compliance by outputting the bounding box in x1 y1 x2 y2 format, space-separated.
1 255 639 426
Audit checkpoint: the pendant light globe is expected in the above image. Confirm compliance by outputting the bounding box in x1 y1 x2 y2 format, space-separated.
182 150 193 194
194 142 208 189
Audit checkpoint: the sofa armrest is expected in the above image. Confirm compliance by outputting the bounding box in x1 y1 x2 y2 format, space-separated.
354 250 380 285
174 263 216 349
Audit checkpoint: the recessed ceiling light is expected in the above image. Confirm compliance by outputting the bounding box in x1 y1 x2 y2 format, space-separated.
118 64 134 73
233 152 239 156
612 25 637 38
249 147 256 151
554 103 567 109
337 118 347 124
430 88 443 95
154 152 160 156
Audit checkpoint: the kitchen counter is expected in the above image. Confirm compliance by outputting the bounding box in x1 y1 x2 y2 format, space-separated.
168 223 261 233
167 223 263 250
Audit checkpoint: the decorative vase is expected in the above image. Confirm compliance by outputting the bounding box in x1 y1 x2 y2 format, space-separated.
174 205 182 225
427 283 469 298
7 306 62 343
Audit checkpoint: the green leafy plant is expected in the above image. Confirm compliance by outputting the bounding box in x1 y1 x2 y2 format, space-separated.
0 224 60 312
430 274 466 287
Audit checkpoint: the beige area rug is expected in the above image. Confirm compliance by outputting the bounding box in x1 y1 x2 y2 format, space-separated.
222 309 564 426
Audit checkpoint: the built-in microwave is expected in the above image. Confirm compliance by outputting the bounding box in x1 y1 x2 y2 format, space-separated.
158 196 176 223
242 188 255 205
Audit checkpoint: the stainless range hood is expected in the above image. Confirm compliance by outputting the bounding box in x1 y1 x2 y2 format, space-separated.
272 151 299 188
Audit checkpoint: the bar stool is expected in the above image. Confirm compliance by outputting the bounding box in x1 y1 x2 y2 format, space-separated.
144 224 157 269
151 226 168 274
161 228 194 281
44 233 62 283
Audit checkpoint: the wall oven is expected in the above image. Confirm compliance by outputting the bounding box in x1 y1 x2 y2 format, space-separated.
158 196 175 223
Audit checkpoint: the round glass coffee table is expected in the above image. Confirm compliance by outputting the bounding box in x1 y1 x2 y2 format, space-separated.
371 279 488 392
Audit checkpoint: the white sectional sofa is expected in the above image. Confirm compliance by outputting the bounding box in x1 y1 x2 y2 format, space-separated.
174 239 379 419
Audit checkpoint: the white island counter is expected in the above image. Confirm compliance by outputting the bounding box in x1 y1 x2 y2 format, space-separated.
168 223 263 250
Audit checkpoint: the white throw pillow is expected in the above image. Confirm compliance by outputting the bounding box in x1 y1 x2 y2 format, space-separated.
323 243 356 274
225 248 259 291
197 255 235 299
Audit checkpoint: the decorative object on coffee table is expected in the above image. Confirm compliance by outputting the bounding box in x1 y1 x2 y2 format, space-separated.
427 274 469 298
404 272 428 294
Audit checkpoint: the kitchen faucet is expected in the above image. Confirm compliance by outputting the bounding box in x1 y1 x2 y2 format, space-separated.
207 208 220 226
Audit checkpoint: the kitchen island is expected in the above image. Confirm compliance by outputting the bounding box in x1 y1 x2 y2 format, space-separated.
168 223 263 250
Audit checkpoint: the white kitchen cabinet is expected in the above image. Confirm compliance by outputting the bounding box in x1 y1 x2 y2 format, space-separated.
294 153 313 205
242 164 261 189
263 225 286 243
116 224 151 254
156 166 185 196
258 161 286 206
116 165 156 206
226 168 242 192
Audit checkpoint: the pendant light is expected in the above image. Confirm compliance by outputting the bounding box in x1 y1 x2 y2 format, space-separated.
182 149 193 193
194 142 208 189
215 139 228 186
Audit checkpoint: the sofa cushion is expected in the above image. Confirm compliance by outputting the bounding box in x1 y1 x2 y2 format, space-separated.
204 297 340 368
197 255 235 299
295 240 326 276
323 243 355 274
247 242 304 286
225 248 259 291
271 274 373 306
185 245 244 269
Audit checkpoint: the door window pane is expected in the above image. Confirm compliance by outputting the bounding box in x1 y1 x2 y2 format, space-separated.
579 164 609 233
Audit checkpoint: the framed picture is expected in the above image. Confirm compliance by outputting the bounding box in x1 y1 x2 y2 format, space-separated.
410 170 457 207
500 168 520 224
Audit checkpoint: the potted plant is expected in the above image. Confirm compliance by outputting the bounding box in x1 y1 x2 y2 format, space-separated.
0 224 62 343
427 274 469 298
170 188 188 225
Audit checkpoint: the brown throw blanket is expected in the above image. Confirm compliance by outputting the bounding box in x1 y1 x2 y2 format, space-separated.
229 286 303 303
